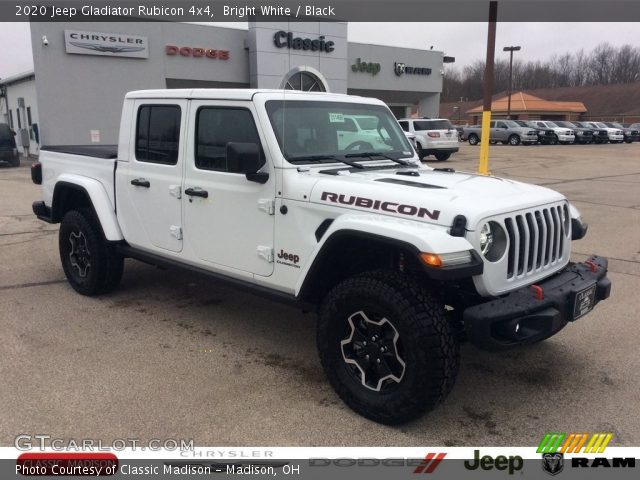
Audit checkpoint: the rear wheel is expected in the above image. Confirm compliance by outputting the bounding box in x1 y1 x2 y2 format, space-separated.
317 270 459 424
508 134 521 146
59 209 124 296
434 152 451 161
9 155 20 167
468 134 479 146
416 143 427 160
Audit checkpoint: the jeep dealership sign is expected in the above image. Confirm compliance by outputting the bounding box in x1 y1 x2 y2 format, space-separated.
64 30 149 58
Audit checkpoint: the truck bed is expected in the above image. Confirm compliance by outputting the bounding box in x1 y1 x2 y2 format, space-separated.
39 146 117 210
41 145 118 159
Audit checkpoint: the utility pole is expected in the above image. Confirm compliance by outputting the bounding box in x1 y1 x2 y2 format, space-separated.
503 45 521 119
478 1 498 176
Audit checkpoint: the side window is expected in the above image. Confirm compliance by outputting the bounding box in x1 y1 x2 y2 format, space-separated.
195 107 262 172
496 121 506 128
398 121 409 132
135 105 181 165
17 110 22 129
336 118 358 133
489 121 495 128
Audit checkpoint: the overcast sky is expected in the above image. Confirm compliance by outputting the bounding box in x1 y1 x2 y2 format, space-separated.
1 22 639 79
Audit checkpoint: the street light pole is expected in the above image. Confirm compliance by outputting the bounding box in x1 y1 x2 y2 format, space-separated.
503 46 521 119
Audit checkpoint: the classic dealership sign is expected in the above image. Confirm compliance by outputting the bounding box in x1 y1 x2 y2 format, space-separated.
64 30 148 58
273 31 335 53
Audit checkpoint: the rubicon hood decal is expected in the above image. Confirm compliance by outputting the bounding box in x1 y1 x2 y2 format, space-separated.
321 192 440 220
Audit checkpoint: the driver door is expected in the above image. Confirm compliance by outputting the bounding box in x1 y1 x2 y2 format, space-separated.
183 102 275 277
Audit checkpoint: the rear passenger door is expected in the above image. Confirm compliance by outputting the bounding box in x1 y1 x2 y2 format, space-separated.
117 100 187 253
183 101 275 277
493 121 507 141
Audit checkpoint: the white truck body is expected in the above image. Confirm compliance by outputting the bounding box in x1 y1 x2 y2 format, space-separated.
33 89 610 424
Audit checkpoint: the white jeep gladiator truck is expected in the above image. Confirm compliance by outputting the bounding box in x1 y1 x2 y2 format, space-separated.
32 89 611 424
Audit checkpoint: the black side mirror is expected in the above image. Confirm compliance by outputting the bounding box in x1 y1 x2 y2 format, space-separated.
226 142 268 184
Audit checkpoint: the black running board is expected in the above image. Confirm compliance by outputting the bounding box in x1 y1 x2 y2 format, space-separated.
116 245 309 309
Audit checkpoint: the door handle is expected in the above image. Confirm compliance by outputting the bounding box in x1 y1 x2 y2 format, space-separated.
131 178 150 188
184 187 208 198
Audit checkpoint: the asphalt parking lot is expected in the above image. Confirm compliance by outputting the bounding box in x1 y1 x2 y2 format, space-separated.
1 142 639 447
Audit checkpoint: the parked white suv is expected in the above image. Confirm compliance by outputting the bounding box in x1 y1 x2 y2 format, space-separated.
398 118 459 161
532 121 575 144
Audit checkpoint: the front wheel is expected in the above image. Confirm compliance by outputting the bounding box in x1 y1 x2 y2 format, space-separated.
317 270 459 424
59 209 124 296
508 134 521 146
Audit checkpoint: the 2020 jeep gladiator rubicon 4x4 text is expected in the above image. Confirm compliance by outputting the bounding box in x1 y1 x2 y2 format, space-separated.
32 89 611 424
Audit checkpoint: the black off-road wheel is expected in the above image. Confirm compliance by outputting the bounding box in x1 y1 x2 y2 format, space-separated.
59 209 124 296
317 270 460 424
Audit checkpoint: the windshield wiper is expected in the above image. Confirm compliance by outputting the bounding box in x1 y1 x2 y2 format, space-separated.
344 151 411 166
288 154 364 169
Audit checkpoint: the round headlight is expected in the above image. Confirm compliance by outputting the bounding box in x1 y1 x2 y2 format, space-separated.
479 221 508 262
479 223 493 256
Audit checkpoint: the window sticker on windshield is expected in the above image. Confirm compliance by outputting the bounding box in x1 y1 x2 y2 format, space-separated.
329 113 344 123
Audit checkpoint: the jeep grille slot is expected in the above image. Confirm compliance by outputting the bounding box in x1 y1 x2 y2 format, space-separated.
504 203 568 280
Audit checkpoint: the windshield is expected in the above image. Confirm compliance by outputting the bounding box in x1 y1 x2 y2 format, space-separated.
543 121 558 128
413 119 454 130
595 122 608 128
266 100 413 163
609 122 623 128
555 121 571 127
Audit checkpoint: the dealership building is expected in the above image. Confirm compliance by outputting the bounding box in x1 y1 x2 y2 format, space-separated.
0 21 446 150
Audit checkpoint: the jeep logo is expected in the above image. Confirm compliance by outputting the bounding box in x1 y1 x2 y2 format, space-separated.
321 192 440 220
464 450 523 474
277 250 299 264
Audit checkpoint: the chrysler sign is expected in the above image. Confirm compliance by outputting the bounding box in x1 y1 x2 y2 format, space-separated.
64 30 149 58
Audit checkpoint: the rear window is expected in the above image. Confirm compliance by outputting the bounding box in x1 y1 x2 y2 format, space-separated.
413 120 454 131
135 105 181 165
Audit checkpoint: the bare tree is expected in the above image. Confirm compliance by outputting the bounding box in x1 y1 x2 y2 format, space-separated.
441 43 640 102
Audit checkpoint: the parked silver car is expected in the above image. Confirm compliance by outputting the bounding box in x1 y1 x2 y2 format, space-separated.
462 120 538 146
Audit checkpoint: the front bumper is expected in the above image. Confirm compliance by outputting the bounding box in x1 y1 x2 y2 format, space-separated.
522 134 539 143
464 255 611 350
557 134 575 142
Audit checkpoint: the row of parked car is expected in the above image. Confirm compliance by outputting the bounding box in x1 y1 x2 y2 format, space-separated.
397 116 639 162
460 119 640 147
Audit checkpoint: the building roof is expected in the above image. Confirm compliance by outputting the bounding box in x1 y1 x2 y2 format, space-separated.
0 70 35 86
466 92 586 114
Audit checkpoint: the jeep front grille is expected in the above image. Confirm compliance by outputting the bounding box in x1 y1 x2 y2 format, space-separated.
503 204 569 279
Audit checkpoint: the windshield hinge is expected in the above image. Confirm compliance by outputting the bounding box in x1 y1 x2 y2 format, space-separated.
257 246 274 263
258 198 275 215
